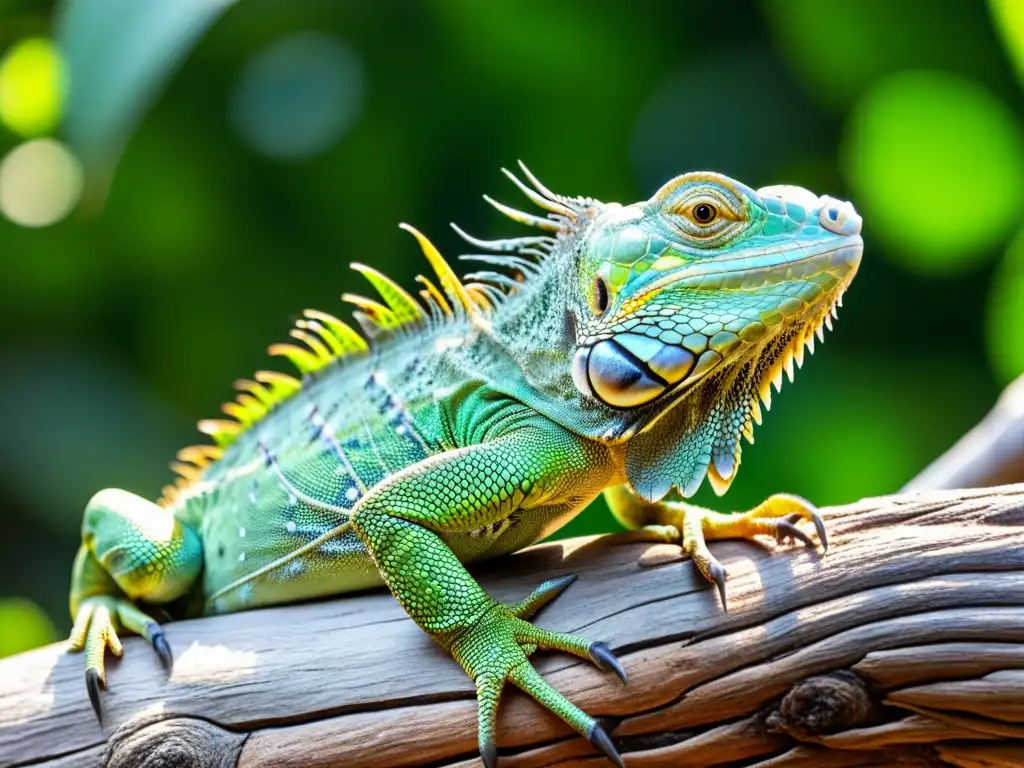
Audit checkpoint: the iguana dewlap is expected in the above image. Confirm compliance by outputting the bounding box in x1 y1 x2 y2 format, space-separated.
68 165 862 767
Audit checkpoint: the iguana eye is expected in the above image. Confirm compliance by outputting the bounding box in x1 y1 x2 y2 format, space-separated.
692 203 717 224
590 276 611 316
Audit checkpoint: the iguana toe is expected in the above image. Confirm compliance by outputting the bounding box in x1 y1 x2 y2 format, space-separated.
68 596 169 720
451 583 626 766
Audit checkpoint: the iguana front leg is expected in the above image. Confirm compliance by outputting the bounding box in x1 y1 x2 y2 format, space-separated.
349 420 626 768
68 488 203 717
605 485 826 607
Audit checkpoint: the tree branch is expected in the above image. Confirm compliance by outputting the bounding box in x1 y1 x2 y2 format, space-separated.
2 484 1023 767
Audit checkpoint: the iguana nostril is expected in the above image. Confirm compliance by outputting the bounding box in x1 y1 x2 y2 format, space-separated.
818 197 862 236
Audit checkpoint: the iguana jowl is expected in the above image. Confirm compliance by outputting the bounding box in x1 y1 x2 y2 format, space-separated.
68 165 862 767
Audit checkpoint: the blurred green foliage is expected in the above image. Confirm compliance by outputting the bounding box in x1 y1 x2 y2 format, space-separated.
0 0 1021 656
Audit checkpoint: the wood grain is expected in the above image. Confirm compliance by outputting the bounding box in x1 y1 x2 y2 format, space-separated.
2 484 1023 767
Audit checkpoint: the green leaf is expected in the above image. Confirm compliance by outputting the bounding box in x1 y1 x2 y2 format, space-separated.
55 0 238 192
986 228 1024 384
841 70 1024 274
0 598 57 657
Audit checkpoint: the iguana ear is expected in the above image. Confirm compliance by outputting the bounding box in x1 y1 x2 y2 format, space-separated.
624 363 758 502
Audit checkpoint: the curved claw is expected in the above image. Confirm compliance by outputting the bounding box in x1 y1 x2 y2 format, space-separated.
590 722 626 768
85 668 103 721
590 642 627 685
710 560 727 610
775 519 816 549
151 628 174 670
811 512 828 552
480 737 497 768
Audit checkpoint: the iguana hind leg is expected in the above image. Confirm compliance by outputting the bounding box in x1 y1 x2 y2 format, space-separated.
68 488 202 718
606 486 826 608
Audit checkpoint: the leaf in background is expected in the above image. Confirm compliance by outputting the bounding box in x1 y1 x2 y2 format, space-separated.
987 228 1024 384
55 0 239 198
990 0 1024 86
841 70 1024 275
0 598 57 657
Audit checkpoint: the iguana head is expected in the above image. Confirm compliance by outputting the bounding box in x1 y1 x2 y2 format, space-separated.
467 166 862 501
570 172 861 411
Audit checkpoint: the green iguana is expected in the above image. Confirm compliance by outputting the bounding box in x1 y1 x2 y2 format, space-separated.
68 164 862 766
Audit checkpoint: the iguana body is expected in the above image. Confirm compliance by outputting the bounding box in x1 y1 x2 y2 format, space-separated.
68 166 862 766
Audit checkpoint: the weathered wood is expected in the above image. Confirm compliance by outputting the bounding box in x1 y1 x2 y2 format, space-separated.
2 484 1023 768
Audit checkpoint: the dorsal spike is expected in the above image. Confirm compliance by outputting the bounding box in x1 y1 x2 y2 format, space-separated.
400 224 484 317
449 222 553 254
301 310 368 355
462 270 523 291
268 343 322 374
234 379 276 409
197 419 242 447
289 329 333 363
340 293 400 330
221 401 256 426
351 263 425 326
296 319 344 357
177 444 222 464
234 393 268 419
501 167 576 218
516 160 565 205
458 253 538 274
415 274 452 317
482 195 562 232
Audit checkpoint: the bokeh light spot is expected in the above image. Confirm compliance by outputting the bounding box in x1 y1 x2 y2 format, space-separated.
986 229 1024 384
841 71 1024 274
229 32 363 161
0 139 83 227
0 37 65 137
0 598 56 657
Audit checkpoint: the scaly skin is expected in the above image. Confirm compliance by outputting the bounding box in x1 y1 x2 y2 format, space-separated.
68 166 862 766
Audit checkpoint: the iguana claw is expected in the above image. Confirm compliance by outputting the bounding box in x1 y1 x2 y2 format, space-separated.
85 668 103 720
590 642 627 685
590 722 626 768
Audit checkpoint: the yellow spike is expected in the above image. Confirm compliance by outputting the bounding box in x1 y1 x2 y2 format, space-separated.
289 329 333 363
465 285 494 312
268 343 322 374
255 369 302 393
171 461 202 481
340 293 400 330
159 485 178 505
235 393 268 419
234 379 276 408
400 224 481 317
221 401 255 425
177 444 222 466
302 311 367 355
416 275 452 317
197 419 242 447
706 462 735 496
351 263 425 326
749 396 763 425
297 319 344 357
178 442 222 466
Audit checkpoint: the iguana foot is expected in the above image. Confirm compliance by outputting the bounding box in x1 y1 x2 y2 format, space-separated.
641 493 826 609
68 596 172 719
451 579 626 768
